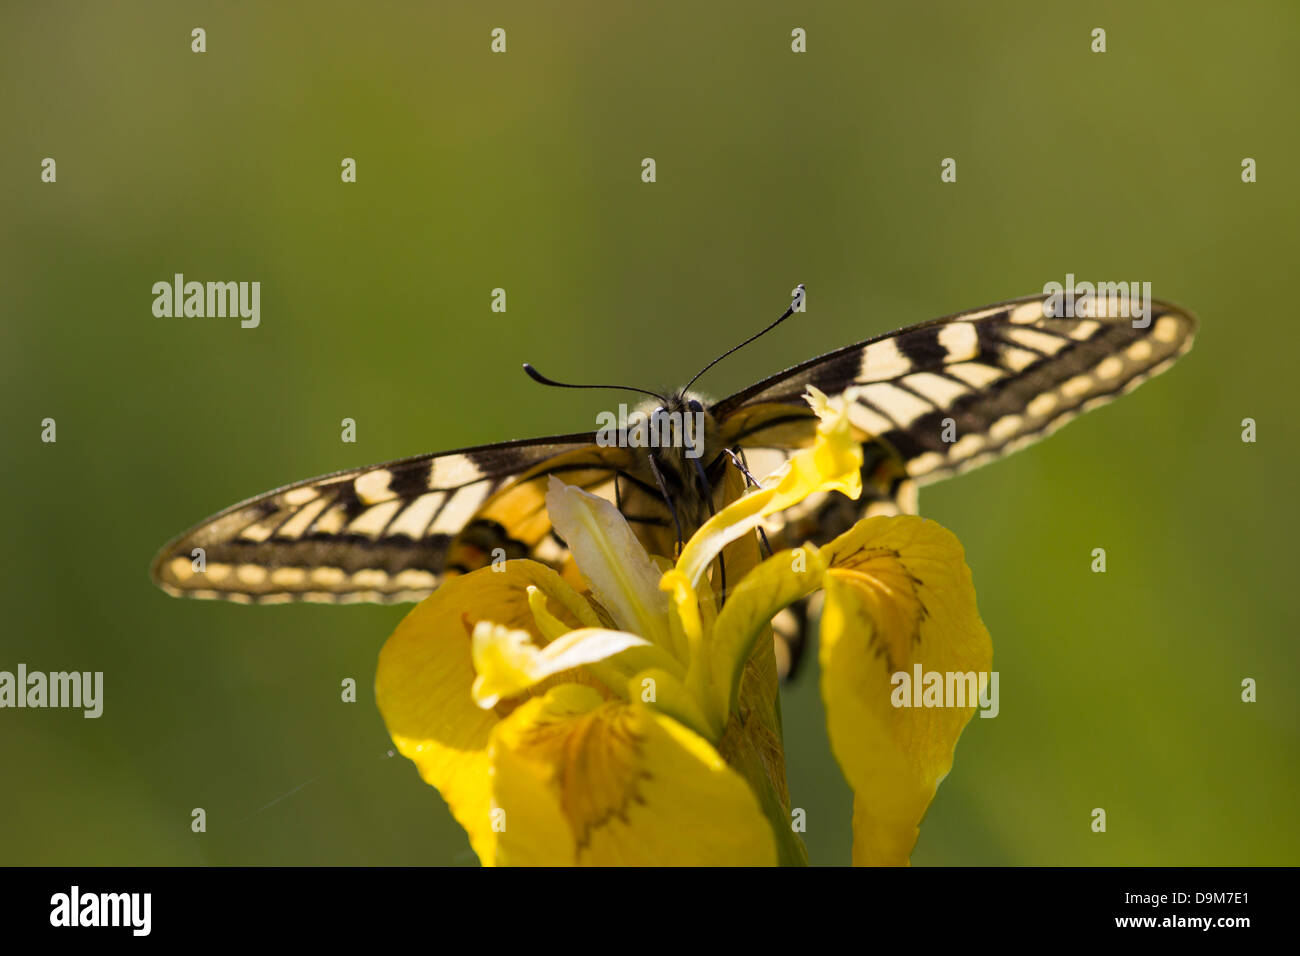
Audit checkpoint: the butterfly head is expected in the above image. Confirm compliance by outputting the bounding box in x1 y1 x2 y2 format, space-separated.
635 390 727 532
636 390 714 453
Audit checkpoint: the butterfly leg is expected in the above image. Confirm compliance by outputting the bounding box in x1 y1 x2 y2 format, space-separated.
723 447 763 487
724 448 774 559
690 455 728 600
691 456 717 518
646 453 684 554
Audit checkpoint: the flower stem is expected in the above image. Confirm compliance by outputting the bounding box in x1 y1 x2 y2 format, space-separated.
726 727 809 866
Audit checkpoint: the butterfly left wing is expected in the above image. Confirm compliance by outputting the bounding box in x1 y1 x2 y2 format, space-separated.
150 434 652 605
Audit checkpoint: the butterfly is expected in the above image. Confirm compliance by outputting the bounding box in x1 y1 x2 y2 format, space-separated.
151 289 1196 678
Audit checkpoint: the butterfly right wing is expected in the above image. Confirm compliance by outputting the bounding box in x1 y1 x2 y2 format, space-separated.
150 433 619 605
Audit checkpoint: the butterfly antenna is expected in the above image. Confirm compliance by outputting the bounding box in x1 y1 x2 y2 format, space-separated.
682 284 805 394
522 363 668 404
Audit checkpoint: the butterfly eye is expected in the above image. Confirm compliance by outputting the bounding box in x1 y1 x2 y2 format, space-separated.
687 399 704 414
652 405 666 420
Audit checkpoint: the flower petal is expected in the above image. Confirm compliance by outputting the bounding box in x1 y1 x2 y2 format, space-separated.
818 516 993 865
471 622 650 708
545 477 673 653
708 545 827 719
626 667 714 741
375 578 501 864
375 560 604 863
490 686 777 865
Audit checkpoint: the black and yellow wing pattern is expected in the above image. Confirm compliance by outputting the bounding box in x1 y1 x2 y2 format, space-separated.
153 435 618 603
152 292 1196 671
715 292 1197 534
707 293 1197 673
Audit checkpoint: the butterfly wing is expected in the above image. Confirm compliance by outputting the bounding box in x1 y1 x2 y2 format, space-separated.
149 433 648 604
713 292 1198 674
715 293 1197 487
154 293 1196 675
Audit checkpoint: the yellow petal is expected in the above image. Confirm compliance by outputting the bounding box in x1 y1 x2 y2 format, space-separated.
545 477 673 653
471 621 650 708
487 685 598 867
627 667 715 741
490 687 777 865
375 576 500 864
675 387 862 586
818 516 993 865
375 561 602 863
525 583 684 688
708 545 827 719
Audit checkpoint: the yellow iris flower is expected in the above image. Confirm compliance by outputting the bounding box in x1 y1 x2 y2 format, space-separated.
375 388 992 865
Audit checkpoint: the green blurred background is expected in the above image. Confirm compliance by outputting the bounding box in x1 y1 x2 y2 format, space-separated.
2 0 1296 865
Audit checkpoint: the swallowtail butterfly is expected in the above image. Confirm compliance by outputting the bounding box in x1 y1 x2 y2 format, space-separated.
151 290 1196 677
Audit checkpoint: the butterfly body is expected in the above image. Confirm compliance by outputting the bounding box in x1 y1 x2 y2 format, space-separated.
613 392 738 543
152 292 1196 672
